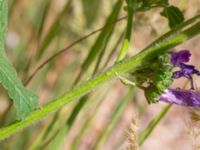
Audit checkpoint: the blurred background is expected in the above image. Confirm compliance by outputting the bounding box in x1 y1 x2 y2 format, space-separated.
0 0 200 149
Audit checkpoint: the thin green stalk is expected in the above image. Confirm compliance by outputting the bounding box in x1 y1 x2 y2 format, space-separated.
0 15 200 140
116 0 134 62
138 80 190 146
139 104 172 145
22 0 53 83
92 2 135 146
74 0 123 84
93 87 135 150
101 32 124 69
36 0 73 59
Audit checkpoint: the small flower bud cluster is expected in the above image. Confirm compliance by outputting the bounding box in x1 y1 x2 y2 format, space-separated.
133 53 173 103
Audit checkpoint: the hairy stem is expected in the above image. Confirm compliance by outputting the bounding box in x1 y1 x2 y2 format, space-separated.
0 15 200 140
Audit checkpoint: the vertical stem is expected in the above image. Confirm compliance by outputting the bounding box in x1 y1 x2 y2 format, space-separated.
139 104 172 145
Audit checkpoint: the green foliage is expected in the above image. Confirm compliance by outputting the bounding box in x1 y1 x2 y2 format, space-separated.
0 0 38 120
161 6 185 28
128 0 184 29
142 0 168 7
0 0 200 148
0 13 199 141
0 52 39 120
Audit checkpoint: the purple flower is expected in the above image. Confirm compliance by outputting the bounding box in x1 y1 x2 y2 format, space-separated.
158 50 200 106
171 50 200 89
160 88 200 107
170 50 191 66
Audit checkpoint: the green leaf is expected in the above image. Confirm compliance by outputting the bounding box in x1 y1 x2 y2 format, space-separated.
139 0 169 9
142 0 168 6
161 6 184 28
0 0 38 120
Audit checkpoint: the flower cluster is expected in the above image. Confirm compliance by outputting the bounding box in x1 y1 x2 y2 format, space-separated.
133 52 173 103
134 49 200 107
159 50 200 106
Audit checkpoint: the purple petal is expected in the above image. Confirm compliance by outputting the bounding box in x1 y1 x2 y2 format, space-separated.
159 88 200 107
173 64 196 78
170 50 191 66
172 63 200 89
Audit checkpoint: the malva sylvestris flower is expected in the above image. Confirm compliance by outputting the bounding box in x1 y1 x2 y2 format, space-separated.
159 50 200 106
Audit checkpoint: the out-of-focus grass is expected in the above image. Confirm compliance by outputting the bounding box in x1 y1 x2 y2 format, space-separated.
1 0 200 150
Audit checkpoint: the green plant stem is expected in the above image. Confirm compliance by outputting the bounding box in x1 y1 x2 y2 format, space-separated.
139 104 172 145
116 0 134 62
0 15 200 140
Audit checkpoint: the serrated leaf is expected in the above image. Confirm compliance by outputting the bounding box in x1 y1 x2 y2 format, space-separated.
0 0 38 120
161 6 184 28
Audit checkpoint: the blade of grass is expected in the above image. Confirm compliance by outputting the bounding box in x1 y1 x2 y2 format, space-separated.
70 97 105 150
37 0 52 40
44 1 123 146
93 87 136 150
91 3 135 147
116 0 134 62
74 0 123 84
27 2 124 147
36 0 73 59
139 104 172 145
25 16 127 86
28 112 60 150
101 32 124 70
0 15 200 140
22 0 53 82
45 96 88 150
93 30 114 74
